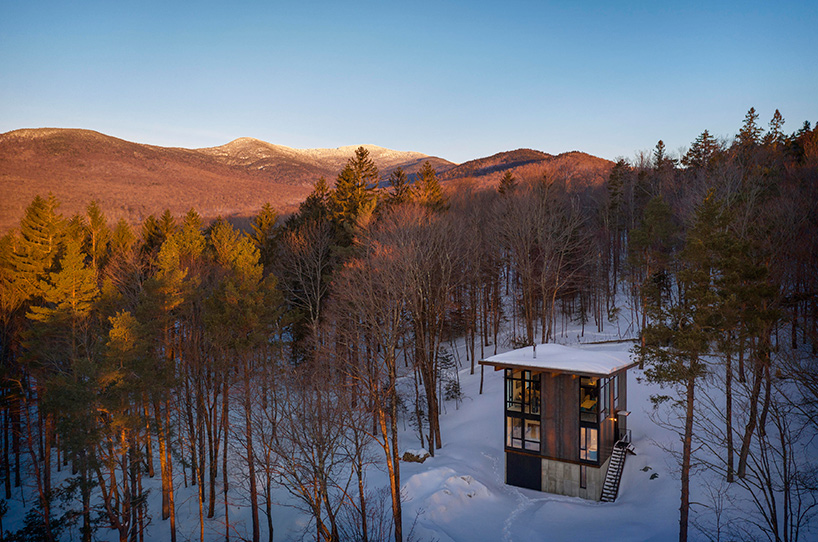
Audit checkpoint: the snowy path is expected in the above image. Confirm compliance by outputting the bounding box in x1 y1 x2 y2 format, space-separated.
483 451 551 542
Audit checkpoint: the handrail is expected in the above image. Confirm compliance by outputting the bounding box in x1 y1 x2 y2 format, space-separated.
615 428 632 446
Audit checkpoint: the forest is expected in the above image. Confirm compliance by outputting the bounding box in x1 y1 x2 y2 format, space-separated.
0 108 817 542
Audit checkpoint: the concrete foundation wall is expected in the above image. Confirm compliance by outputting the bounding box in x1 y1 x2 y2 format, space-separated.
540 456 611 501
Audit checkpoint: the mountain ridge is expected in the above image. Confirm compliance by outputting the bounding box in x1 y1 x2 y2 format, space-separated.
440 147 613 190
0 128 612 232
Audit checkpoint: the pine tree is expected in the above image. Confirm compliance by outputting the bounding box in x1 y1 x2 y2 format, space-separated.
205 220 283 542
653 140 668 170
629 194 677 359
26 239 99 369
413 161 448 211
158 209 177 238
763 109 785 148
639 191 723 542
176 209 206 266
497 170 518 195
110 219 136 256
330 146 379 231
23 239 99 539
250 202 278 271
386 167 412 205
291 177 331 228
11 194 65 301
681 130 721 171
736 107 764 147
85 200 111 275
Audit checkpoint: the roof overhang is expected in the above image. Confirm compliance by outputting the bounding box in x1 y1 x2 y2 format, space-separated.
478 343 637 378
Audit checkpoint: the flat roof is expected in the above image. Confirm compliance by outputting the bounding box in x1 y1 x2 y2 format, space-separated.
479 343 636 377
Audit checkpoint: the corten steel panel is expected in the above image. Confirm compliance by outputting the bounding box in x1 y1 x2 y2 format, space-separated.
600 415 615 465
507 451 542 491
618 371 628 435
618 371 628 409
541 373 579 461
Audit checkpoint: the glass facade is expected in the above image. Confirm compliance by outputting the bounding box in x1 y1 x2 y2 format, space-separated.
580 376 602 464
580 426 598 462
505 369 540 414
505 369 541 453
580 377 599 423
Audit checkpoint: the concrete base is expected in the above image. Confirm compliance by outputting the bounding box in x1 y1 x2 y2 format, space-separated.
540 456 611 501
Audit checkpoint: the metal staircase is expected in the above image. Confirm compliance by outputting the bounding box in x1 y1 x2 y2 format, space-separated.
600 435 634 502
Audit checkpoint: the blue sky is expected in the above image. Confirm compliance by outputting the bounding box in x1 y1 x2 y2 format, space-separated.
1 1 815 164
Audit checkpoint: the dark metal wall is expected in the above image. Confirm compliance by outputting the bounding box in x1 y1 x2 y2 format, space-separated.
506 451 542 491
540 373 579 461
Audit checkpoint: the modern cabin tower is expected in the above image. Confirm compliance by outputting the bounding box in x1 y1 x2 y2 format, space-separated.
479 344 636 501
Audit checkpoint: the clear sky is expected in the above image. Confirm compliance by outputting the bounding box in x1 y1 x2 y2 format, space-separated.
1 1 815 164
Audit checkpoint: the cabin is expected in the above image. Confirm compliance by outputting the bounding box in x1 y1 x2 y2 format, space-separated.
479 343 636 501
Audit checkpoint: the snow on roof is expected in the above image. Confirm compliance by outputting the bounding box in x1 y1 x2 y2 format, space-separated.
479 343 636 377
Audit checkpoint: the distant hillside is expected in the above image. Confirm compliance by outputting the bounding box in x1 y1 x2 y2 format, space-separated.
0 129 614 233
440 148 613 190
0 129 455 232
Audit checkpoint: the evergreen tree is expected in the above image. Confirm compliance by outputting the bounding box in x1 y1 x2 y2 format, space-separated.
330 146 379 232
413 161 448 211
26 239 99 369
736 106 764 147
653 140 669 170
85 200 111 274
65 214 87 245
250 202 279 271
291 177 331 228
629 195 677 359
206 219 284 542
639 192 724 542
497 170 518 195
763 109 785 148
11 194 65 301
177 209 206 266
386 167 412 206
681 130 721 171
110 219 136 255
606 159 628 230
158 209 177 237
22 239 99 539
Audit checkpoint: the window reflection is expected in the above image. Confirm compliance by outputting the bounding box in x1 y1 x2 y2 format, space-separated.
525 419 540 451
505 370 539 414
580 377 599 423
505 370 541 453
580 426 598 462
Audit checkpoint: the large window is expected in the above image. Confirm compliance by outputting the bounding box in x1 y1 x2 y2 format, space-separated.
580 377 599 423
506 417 541 451
580 426 598 462
505 369 541 452
506 369 540 414
580 376 601 464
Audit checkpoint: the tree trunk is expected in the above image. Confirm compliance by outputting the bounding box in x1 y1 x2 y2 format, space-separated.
679 367 696 542
737 355 764 479
165 405 177 542
143 402 154 478
154 401 170 521
80 450 92 542
265 474 274 542
244 357 260 542
379 402 402 542
725 347 734 482
12 396 20 488
223 376 231 542
3 405 11 499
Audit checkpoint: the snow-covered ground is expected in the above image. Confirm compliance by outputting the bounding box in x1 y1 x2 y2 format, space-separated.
394 340 680 542
7 310 812 542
